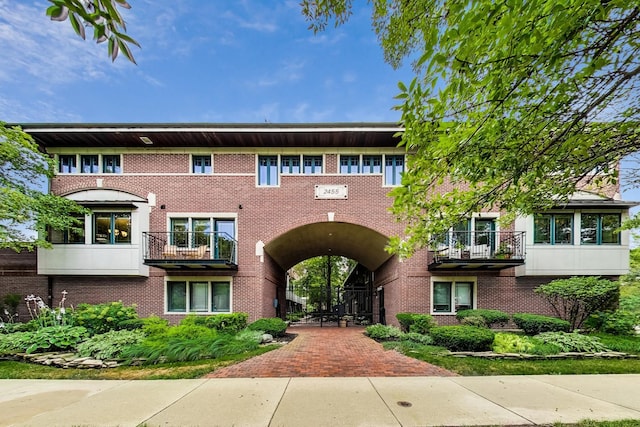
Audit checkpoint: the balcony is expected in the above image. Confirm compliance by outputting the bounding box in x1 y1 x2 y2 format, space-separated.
143 231 238 270
428 230 525 271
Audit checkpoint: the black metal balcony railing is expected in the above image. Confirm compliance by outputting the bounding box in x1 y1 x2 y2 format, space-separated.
143 231 238 269
429 230 525 270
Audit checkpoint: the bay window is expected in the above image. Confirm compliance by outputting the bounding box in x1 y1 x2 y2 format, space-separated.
581 213 621 245
534 213 573 244
93 212 131 244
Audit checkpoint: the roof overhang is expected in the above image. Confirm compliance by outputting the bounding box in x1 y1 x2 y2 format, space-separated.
16 122 404 149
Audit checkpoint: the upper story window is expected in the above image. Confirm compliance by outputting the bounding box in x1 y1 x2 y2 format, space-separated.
340 155 360 174
192 155 212 174
93 212 131 244
303 156 322 174
102 155 122 174
57 154 122 174
362 155 382 174
258 156 278 186
81 155 99 173
49 215 85 244
58 155 78 173
534 213 573 245
581 213 620 245
169 217 236 258
385 155 404 186
281 156 301 174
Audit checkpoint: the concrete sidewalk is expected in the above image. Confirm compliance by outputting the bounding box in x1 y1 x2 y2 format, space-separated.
1 375 639 426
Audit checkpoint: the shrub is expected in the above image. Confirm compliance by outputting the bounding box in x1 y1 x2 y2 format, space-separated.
535 277 619 331
76 329 146 360
586 310 639 336
512 313 570 335
430 325 495 352
492 333 536 354
0 331 35 354
365 324 402 341
247 318 287 337
534 332 608 353
408 315 437 334
26 326 89 353
141 315 170 337
400 332 433 345
456 309 509 327
179 313 248 333
592 333 640 354
72 301 139 335
460 316 487 328
396 313 417 332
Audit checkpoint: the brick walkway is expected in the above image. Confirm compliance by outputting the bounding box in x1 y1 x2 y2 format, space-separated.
207 324 456 378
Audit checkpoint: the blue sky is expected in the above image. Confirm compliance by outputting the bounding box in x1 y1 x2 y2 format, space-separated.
0 0 412 123
1 0 638 214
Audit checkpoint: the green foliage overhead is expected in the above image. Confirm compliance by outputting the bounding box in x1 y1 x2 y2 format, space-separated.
1 123 88 251
301 0 640 255
535 277 619 331
46 0 139 63
290 256 354 311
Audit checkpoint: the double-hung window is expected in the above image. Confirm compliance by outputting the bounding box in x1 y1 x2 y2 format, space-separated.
534 213 573 244
93 212 131 244
432 279 475 314
580 213 620 245
258 156 278 186
303 156 322 174
340 155 360 174
384 155 404 185
192 155 212 174
167 280 231 313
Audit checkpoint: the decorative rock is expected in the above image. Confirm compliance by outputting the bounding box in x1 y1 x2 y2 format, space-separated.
261 333 274 343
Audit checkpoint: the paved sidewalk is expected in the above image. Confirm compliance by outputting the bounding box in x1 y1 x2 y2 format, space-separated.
2 375 640 426
208 324 455 377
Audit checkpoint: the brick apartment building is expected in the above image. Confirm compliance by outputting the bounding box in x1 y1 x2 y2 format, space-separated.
0 123 634 325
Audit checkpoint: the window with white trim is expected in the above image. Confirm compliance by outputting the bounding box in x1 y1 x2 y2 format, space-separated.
192 155 212 174
167 280 231 313
303 155 322 174
58 155 78 173
57 154 122 174
384 155 404 185
432 279 475 314
102 155 122 174
340 155 360 174
258 155 278 186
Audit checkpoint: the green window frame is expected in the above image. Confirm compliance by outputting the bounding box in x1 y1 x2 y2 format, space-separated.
362 155 382 174
534 213 573 244
192 155 212 174
58 155 77 173
340 155 360 174
102 155 121 174
81 155 99 173
581 213 621 245
93 212 131 244
167 280 231 313
303 156 322 174
258 155 278 186
281 156 301 174
384 155 404 185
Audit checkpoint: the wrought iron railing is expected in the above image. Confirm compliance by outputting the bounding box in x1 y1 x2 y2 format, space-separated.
429 230 525 261
143 231 237 264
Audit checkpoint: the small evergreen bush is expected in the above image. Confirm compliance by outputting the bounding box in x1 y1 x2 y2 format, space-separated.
72 301 139 335
401 332 433 345
247 317 287 337
430 325 495 351
512 313 570 335
585 310 639 336
456 309 509 327
396 313 418 332
460 316 487 328
534 332 608 353
408 315 437 334
365 324 402 341
180 313 248 333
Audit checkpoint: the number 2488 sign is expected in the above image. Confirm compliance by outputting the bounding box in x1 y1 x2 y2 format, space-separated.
315 185 348 199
